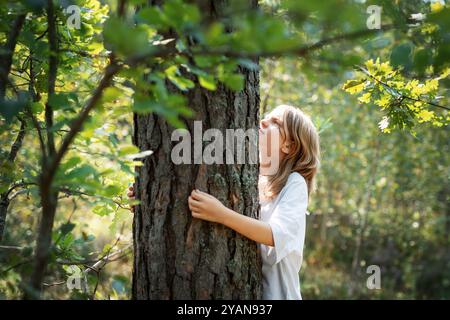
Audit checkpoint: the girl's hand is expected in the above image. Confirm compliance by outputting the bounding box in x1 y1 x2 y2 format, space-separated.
127 185 135 213
188 189 228 224
188 189 275 246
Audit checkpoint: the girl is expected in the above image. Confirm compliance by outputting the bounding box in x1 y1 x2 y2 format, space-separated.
129 105 320 300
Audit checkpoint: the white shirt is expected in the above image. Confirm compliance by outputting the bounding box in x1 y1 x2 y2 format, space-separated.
259 172 308 300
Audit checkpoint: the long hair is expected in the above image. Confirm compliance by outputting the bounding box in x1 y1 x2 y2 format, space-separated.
261 105 320 201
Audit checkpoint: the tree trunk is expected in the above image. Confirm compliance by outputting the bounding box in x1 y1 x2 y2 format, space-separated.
25 180 58 299
132 1 262 299
0 119 26 242
0 14 26 100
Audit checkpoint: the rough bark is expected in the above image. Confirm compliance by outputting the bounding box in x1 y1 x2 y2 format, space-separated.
132 66 262 299
132 1 262 299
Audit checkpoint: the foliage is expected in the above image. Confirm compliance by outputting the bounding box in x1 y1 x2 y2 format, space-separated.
343 59 449 132
342 2 450 133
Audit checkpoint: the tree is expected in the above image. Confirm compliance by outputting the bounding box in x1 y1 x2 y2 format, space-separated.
132 64 263 300
132 0 262 300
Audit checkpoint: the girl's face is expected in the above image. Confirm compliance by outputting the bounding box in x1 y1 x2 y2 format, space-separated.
259 108 290 175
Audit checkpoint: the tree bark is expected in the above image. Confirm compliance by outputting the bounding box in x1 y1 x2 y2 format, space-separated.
26 182 58 298
25 1 60 299
132 1 262 300
0 14 26 100
0 119 26 242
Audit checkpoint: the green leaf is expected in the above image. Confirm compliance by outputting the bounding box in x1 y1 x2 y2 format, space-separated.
136 7 168 30
221 73 244 91
61 157 82 171
165 66 195 91
103 185 122 197
31 102 45 114
163 0 200 31
93 204 112 217
342 80 365 94
427 7 450 32
434 42 450 72
59 222 76 236
112 278 126 295
133 97 164 114
118 145 140 157
413 49 433 75
390 43 413 70
238 58 260 71
103 18 153 57
48 93 70 110
0 100 27 122
198 75 217 90
0 92 30 122
194 55 222 68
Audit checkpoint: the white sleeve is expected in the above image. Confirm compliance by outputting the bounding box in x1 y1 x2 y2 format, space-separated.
265 176 308 265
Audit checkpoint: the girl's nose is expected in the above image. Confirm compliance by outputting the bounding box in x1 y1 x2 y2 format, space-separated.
260 119 268 129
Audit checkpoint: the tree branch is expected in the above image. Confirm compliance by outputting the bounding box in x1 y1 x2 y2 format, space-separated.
355 65 450 111
187 24 394 59
0 119 27 242
58 187 130 210
27 53 47 161
7 118 26 162
0 14 27 99
25 108 47 161
45 0 58 157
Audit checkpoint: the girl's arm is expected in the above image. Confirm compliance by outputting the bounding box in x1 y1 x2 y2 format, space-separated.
188 189 274 246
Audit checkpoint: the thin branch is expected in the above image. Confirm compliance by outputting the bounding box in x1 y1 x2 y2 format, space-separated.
0 13 27 99
25 107 47 161
26 51 48 163
5 182 36 199
0 259 31 275
86 245 132 274
8 189 30 201
186 24 394 59
59 187 130 210
355 65 450 111
36 28 48 41
58 48 109 59
7 118 26 162
9 71 30 82
403 95 449 111
57 245 132 267
45 0 58 157
0 119 27 241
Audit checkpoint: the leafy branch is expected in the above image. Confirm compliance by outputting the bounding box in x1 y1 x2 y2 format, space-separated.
355 65 450 112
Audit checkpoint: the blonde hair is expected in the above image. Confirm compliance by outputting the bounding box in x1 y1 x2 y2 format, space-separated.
262 105 320 200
